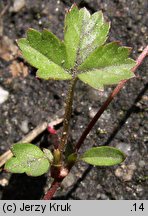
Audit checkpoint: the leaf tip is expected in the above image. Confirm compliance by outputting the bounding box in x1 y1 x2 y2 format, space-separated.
66 3 78 14
27 27 36 33
71 3 78 9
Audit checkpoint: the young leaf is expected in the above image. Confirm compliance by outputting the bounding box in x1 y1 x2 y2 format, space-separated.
67 153 77 164
17 4 136 89
81 146 126 166
64 5 110 68
5 143 50 177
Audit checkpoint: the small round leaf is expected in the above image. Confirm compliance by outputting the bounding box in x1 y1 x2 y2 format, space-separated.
5 143 50 176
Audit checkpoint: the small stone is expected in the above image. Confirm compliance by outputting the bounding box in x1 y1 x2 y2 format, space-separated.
115 142 131 155
115 163 136 181
96 184 102 190
115 167 123 178
0 87 9 104
139 160 145 167
100 193 109 200
141 26 147 33
96 193 101 199
89 108 97 118
0 178 9 187
55 8 59 12
138 46 144 52
20 120 29 134
10 0 26 12
136 185 143 193
38 20 42 25
88 89 100 101
61 173 75 188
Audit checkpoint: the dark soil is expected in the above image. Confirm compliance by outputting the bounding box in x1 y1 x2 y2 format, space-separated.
0 0 147 200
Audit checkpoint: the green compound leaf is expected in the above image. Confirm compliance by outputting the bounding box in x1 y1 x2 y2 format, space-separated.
5 143 50 177
17 4 136 89
64 5 110 68
17 32 71 80
81 146 126 166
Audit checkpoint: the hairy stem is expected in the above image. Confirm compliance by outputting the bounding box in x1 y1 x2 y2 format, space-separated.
59 77 77 152
75 46 148 152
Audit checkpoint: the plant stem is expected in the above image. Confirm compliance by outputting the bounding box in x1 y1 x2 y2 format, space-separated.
75 45 148 152
59 77 77 152
43 180 62 200
42 46 147 200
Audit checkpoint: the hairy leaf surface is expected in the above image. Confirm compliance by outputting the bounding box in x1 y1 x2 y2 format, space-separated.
78 42 135 89
64 5 110 68
17 4 135 89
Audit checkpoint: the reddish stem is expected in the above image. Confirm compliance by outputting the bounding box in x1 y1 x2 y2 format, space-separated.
132 46 148 71
43 45 148 200
75 46 148 152
43 180 62 200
